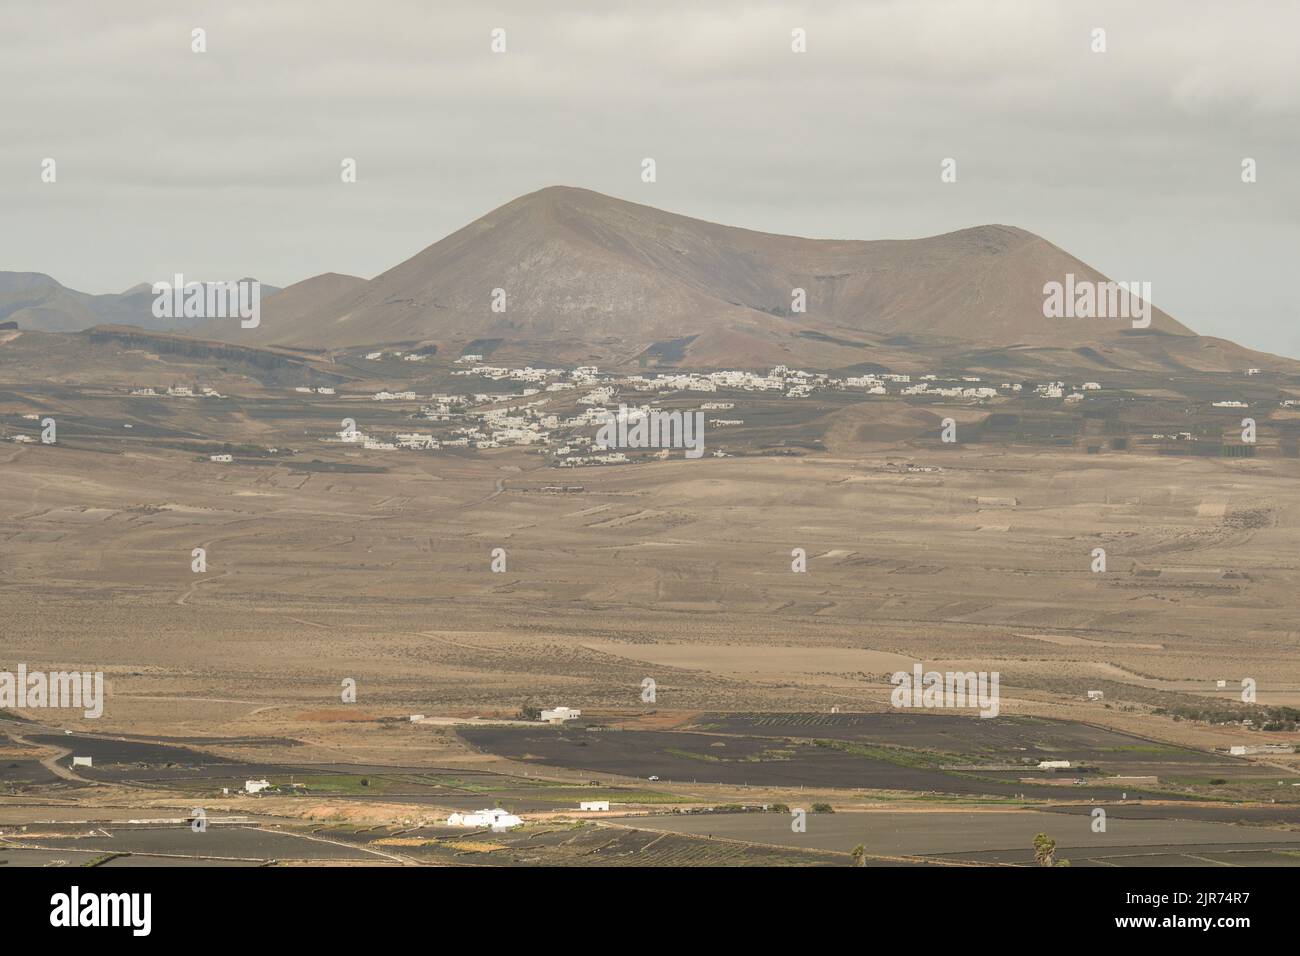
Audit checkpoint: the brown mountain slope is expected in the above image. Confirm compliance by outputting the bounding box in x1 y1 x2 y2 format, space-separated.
194 272 364 341
211 186 1204 366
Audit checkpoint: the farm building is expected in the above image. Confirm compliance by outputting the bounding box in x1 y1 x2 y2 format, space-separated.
446 808 522 830
71 756 92 768
244 779 271 794
580 801 610 812
1230 744 1292 756
1037 760 1072 770
540 706 581 723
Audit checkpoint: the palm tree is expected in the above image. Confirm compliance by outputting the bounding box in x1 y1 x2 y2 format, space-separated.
1032 832 1056 867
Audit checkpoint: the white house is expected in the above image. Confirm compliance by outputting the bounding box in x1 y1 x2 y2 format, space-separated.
1229 744 1290 756
540 706 581 723
446 808 522 830
579 801 610 812
244 779 271 794
71 756 92 768
1037 760 1071 770
1086 690 1104 701
209 454 233 463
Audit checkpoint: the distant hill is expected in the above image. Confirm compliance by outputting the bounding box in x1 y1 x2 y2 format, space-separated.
0 272 282 334
198 185 1246 371
193 272 364 341
12 187 1296 376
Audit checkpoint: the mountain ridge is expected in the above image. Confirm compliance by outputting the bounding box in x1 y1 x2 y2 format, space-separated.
207 186 1198 367
8 186 1283 376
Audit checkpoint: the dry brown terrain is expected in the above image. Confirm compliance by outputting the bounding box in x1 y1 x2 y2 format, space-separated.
3 352 1300 867
4 437 1299 745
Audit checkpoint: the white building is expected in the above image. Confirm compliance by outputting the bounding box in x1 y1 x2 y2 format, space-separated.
1086 690 1104 701
396 433 439 450
540 706 581 723
446 808 522 830
244 779 271 794
1037 760 1072 770
209 454 233 463
579 801 610 812
71 756 92 768
1228 744 1290 756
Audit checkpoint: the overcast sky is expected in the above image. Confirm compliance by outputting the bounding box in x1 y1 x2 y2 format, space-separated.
2 1 1297 355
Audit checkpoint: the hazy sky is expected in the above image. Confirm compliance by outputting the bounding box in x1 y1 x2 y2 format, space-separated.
3 1 1297 355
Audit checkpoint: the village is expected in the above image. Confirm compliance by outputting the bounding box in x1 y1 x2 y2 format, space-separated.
305 360 1128 466
98 359 1285 467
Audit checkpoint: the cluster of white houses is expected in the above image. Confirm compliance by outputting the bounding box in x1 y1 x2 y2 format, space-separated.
128 385 224 398
308 363 1128 466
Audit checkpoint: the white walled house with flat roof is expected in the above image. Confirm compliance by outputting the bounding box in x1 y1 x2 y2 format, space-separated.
540 706 581 723
580 801 610 812
447 808 522 830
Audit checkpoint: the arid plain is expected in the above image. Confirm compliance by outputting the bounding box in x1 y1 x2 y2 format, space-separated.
4 353 1300 867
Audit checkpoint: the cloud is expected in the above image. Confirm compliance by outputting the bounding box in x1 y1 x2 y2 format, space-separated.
0 0 1295 353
